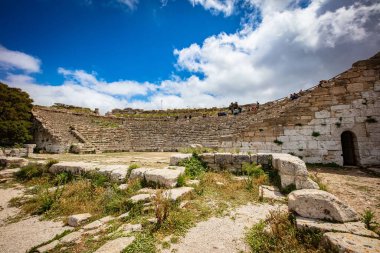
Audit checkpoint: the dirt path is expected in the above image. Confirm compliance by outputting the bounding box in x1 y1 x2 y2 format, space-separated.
163 203 285 253
309 167 380 223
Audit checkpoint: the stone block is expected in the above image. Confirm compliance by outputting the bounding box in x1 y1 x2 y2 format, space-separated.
169 154 192 166
49 162 96 174
129 194 152 203
250 154 258 164
322 232 380 253
214 153 232 169
67 213 92 227
60 231 82 244
315 110 330 119
144 168 183 188
94 236 135 253
129 167 155 181
288 189 359 222
296 216 379 238
164 187 194 201
295 177 319 190
257 153 272 167
259 185 285 201
279 173 295 188
199 153 215 164
0 157 28 168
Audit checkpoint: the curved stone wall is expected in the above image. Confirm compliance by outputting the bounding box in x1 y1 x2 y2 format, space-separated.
32 53 380 166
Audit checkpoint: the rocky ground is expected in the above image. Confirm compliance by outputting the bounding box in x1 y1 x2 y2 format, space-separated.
0 153 379 252
308 166 380 223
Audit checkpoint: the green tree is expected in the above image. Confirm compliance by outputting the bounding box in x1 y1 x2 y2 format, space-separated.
0 82 33 146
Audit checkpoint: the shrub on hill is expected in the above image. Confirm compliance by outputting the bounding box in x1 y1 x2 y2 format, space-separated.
0 82 33 147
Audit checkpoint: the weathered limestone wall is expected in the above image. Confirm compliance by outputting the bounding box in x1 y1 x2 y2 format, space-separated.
32 53 380 165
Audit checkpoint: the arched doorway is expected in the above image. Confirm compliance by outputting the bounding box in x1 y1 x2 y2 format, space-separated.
341 131 358 166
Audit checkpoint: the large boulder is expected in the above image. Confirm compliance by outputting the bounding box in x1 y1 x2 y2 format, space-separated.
323 232 380 253
144 168 183 188
288 189 359 222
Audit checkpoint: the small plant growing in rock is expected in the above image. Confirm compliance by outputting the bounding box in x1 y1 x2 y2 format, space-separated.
259 128 264 132
153 190 172 227
312 131 320 137
365 116 378 123
127 163 140 178
273 139 283 146
242 162 268 190
176 174 186 187
45 159 59 169
295 123 302 126
362 209 378 230
179 153 207 179
335 122 341 128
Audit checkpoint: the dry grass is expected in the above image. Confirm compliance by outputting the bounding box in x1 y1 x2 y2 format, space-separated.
246 210 326 253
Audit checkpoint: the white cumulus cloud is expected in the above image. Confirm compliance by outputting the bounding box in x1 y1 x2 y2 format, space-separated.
189 0 236 16
0 45 41 73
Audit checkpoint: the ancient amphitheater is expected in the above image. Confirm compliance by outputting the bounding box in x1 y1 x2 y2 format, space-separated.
32 52 380 166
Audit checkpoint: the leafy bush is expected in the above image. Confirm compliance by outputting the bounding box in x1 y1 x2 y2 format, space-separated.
15 164 45 181
176 174 186 187
179 153 207 179
127 163 140 178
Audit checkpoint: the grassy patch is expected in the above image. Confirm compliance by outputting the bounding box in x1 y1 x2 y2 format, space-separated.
123 233 156 253
246 210 326 253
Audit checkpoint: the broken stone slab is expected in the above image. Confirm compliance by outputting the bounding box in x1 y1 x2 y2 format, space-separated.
323 232 380 253
119 223 143 233
67 213 92 227
36 239 60 252
169 154 192 166
60 231 82 244
163 187 194 201
129 193 153 203
144 168 183 188
49 162 97 174
118 212 129 219
288 189 359 222
83 220 103 230
0 167 21 178
259 185 286 201
232 154 250 166
167 166 186 174
0 157 28 168
128 167 155 181
272 153 308 176
94 236 135 253
98 165 128 182
137 188 158 194
295 177 319 190
296 216 379 238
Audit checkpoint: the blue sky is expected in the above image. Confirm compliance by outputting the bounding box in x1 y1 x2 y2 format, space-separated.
0 0 379 113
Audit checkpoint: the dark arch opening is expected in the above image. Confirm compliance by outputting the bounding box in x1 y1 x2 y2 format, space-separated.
341 131 358 166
